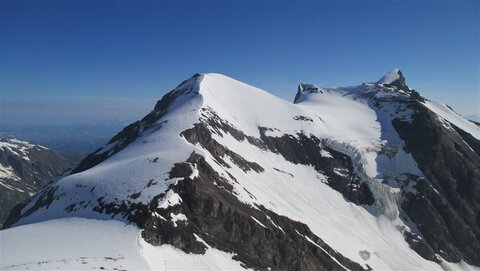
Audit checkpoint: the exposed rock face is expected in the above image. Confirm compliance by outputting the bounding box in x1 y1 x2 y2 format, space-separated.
0 138 78 227
361 71 480 265
294 83 323 103
182 107 374 206
374 69 424 101
181 123 264 174
376 69 407 89
142 152 368 271
394 104 480 265
257 129 374 206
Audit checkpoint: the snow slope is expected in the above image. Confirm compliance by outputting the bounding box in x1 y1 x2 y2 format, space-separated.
4 72 480 271
197 74 443 270
0 218 247 270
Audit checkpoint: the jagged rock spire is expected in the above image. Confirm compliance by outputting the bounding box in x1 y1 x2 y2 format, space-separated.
376 68 408 90
294 83 322 103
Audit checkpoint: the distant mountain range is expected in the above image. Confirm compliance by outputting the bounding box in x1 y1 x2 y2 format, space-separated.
0 138 80 227
0 120 129 154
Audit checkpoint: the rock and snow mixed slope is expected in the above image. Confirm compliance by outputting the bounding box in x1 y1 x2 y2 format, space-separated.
2 71 480 271
0 138 78 227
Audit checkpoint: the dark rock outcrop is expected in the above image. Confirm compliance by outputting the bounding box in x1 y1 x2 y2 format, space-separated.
258 128 374 206
186 107 373 206
294 84 323 103
394 103 480 265
141 152 368 271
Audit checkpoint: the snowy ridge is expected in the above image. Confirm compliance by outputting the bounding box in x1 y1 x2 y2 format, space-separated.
14 75 205 225
4 71 480 271
0 138 45 182
422 100 480 140
0 138 46 163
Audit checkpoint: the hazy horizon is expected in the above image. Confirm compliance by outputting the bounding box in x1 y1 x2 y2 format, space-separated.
1 71 479 126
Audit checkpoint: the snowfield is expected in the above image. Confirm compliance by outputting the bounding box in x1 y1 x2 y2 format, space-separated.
2 71 480 271
0 219 476 271
0 218 248 270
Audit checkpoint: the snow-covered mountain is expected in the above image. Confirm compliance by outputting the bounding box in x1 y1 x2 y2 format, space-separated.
0 138 79 227
2 70 480 271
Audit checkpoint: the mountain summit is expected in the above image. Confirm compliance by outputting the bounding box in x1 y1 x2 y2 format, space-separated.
2 71 480 270
376 68 409 91
376 68 403 84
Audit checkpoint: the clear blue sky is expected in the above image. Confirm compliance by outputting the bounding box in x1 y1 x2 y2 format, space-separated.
1 0 479 124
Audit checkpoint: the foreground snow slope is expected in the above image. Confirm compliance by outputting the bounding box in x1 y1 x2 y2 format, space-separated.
0 218 248 270
4 71 480 270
